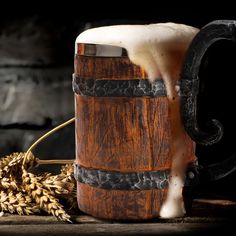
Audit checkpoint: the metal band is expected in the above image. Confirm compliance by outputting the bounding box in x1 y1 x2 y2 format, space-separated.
74 164 199 190
72 75 198 97
72 75 166 97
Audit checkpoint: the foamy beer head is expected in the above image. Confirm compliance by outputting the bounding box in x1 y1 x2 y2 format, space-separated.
76 23 199 100
75 23 199 219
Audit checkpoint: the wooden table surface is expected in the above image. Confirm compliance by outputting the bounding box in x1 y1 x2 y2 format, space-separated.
0 199 236 236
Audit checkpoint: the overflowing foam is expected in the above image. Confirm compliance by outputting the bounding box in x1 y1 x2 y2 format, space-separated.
76 23 198 99
76 23 199 218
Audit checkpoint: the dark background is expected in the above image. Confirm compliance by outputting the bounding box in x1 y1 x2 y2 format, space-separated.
0 5 236 200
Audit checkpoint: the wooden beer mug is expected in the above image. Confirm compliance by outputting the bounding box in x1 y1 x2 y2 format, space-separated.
73 20 236 220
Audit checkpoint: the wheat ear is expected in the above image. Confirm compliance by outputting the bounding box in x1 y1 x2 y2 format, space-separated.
22 168 71 222
0 190 40 216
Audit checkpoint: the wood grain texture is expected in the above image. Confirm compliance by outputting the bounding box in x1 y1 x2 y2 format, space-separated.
75 95 173 171
75 95 195 171
77 182 167 220
0 223 234 236
74 55 147 79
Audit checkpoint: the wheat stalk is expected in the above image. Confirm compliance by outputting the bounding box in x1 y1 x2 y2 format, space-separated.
58 164 77 209
0 156 77 219
43 164 75 194
23 118 75 166
42 175 73 195
41 164 77 210
42 175 77 210
0 176 18 191
0 153 31 191
60 164 74 175
0 153 18 178
0 190 40 216
0 152 37 192
0 152 37 178
22 168 71 222
0 118 76 221
8 152 37 169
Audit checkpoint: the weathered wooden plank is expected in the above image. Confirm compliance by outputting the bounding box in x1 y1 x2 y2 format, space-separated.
0 223 234 236
0 214 108 225
0 215 60 225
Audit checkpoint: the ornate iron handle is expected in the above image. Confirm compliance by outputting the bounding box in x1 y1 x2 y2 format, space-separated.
181 20 236 184
181 20 236 145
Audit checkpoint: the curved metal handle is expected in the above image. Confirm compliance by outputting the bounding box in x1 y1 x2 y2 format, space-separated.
181 20 236 145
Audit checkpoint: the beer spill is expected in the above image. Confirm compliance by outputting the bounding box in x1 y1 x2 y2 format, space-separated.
77 23 199 218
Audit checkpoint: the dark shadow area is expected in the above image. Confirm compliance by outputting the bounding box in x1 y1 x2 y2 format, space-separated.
196 40 236 199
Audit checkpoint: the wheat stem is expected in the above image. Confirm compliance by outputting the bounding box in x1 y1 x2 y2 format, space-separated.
22 168 71 222
23 117 75 166
37 159 74 165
